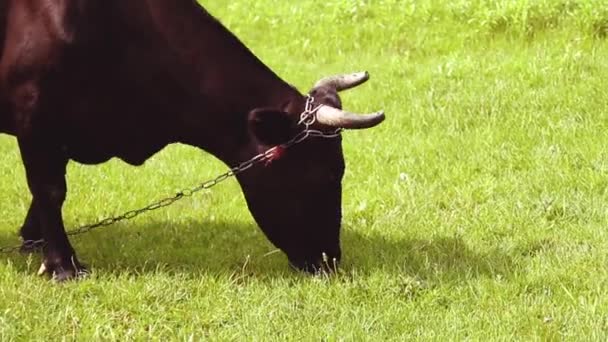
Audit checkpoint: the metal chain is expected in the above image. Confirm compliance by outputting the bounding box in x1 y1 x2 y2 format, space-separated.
298 95 323 128
0 124 342 254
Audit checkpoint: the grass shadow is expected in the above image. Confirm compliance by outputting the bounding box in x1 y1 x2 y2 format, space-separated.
342 230 514 281
0 220 515 281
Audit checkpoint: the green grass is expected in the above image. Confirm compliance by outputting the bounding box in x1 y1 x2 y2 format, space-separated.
2 0 608 339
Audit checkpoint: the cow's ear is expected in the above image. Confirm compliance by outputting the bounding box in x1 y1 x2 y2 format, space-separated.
248 108 295 146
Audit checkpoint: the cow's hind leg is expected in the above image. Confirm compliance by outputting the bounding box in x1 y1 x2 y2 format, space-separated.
18 138 86 281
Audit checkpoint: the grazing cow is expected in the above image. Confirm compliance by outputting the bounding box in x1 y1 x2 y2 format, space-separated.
0 0 385 280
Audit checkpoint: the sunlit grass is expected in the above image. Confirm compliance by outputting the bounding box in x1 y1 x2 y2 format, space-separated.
1 0 608 339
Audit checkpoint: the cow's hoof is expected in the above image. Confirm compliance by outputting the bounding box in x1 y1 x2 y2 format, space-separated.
37 256 89 282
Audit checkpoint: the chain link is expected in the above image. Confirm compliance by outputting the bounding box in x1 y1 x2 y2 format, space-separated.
0 105 342 254
298 95 323 128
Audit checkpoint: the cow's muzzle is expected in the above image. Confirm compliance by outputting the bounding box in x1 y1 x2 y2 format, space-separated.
288 251 341 274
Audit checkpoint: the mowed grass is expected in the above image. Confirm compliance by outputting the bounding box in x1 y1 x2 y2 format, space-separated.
2 0 608 339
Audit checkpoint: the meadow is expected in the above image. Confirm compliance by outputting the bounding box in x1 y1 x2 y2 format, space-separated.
1 0 608 339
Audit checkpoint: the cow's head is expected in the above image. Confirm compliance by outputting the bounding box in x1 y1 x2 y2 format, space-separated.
239 72 384 273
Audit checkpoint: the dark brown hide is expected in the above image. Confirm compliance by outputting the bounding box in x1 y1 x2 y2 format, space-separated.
0 0 8 132
0 0 382 279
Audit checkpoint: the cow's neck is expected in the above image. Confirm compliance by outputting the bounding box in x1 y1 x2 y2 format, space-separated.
137 1 303 163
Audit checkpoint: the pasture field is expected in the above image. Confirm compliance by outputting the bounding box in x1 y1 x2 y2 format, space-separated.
2 0 608 340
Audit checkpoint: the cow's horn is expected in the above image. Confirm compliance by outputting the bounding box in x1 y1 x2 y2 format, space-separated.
316 105 385 129
313 71 370 92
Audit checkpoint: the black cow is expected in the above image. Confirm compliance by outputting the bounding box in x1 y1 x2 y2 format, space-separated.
0 0 385 280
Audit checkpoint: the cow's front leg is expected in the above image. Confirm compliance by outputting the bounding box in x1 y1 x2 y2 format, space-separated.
18 138 86 281
19 200 43 252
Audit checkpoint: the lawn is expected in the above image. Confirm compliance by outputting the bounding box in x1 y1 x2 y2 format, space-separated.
2 0 608 340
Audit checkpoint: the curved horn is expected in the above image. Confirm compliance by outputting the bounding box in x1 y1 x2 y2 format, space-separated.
316 105 385 129
313 71 370 92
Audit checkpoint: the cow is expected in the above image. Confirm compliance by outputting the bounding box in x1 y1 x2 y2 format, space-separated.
0 0 385 281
